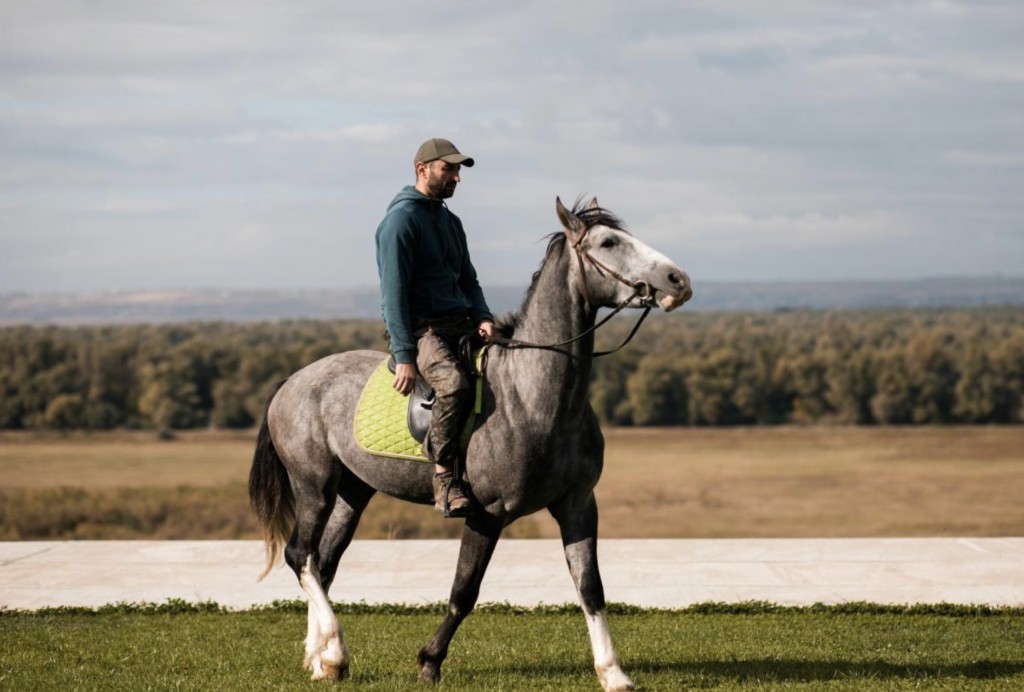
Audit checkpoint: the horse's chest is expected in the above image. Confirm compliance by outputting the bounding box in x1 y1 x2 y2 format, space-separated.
470 444 600 517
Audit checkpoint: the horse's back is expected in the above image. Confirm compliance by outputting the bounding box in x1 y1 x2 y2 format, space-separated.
287 349 384 387
268 349 386 465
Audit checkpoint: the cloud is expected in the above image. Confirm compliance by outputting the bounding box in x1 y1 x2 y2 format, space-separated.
943 150 1024 167
648 208 913 251
84 198 181 214
1 1 1022 292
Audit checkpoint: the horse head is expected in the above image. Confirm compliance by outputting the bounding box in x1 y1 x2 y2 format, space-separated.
556 196 693 312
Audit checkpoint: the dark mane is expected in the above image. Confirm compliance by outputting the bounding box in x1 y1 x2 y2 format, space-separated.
494 198 628 337
570 197 628 234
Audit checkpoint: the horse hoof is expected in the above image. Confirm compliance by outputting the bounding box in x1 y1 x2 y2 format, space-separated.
308 658 349 681
598 665 635 692
310 663 348 681
323 661 350 681
417 662 441 684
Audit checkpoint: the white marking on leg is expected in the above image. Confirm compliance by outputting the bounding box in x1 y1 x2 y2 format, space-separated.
303 600 340 676
304 600 319 671
298 556 349 680
584 609 634 692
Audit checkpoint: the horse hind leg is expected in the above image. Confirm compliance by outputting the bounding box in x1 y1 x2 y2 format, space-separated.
318 465 376 593
304 468 376 678
298 556 348 681
283 460 350 681
550 492 634 692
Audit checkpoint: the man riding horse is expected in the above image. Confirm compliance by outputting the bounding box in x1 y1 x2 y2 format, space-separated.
252 139 692 688
374 137 494 516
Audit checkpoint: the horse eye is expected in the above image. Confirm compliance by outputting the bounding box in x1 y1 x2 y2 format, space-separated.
600 237 617 249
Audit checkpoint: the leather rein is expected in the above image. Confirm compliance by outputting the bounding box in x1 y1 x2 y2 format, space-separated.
488 229 655 359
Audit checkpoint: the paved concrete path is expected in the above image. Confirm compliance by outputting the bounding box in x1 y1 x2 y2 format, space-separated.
1 538 1021 610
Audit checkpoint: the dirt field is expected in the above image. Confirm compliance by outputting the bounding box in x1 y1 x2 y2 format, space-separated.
1 426 1022 539
594 426 1024 538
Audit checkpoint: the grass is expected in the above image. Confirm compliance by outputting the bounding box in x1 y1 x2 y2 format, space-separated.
1 426 1023 539
2 603 1023 690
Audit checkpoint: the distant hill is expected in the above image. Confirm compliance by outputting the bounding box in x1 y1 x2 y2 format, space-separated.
2 277 1023 326
690 276 1024 312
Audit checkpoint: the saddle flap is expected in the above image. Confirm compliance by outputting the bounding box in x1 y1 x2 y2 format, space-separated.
385 356 433 443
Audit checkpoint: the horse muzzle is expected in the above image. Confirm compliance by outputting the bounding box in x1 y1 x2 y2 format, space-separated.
655 269 692 312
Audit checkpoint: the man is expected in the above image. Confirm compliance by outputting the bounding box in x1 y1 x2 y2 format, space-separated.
375 138 494 516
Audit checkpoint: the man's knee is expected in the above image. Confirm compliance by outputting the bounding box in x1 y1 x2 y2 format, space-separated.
417 330 477 405
433 368 471 401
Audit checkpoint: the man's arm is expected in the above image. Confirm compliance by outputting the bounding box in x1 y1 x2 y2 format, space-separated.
375 208 418 366
376 205 420 395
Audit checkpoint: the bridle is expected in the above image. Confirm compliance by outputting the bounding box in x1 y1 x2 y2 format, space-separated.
488 226 657 358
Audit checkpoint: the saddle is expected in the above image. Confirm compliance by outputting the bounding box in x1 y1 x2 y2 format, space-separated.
385 332 484 444
385 356 433 444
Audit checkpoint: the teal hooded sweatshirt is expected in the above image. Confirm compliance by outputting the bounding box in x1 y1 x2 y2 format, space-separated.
375 185 493 365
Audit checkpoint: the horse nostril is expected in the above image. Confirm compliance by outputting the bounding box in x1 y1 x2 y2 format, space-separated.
668 272 681 285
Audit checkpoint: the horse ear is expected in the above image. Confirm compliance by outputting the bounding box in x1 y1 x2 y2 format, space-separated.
587 196 600 211
556 196 585 243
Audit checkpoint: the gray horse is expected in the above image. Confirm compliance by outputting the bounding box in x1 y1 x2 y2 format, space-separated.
249 197 692 691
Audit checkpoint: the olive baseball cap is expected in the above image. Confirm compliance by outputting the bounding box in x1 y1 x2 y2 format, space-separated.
414 138 474 167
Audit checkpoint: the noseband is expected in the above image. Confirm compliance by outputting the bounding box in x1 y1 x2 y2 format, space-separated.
570 230 666 310
490 227 654 358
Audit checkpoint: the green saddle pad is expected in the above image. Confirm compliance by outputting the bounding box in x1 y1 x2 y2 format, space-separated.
354 359 430 462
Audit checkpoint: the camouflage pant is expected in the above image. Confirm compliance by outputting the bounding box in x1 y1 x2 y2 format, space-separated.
414 315 475 468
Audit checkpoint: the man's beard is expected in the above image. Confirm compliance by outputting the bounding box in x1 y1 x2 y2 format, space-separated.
426 173 456 199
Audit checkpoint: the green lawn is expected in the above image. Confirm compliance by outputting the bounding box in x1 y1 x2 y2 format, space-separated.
2 603 1023 690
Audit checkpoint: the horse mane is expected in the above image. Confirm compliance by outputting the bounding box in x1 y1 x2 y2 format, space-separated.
494 198 629 337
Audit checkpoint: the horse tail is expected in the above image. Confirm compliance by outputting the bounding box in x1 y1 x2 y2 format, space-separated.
248 379 294 581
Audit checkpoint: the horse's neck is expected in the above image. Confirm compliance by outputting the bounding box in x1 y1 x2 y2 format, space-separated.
503 247 596 421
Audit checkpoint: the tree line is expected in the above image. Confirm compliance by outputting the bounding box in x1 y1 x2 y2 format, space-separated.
1 308 1022 430
0 321 382 430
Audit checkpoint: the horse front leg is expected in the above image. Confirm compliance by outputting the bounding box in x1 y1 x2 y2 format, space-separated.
417 517 502 684
550 492 634 692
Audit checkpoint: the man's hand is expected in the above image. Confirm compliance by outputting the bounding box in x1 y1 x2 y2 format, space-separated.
393 362 418 396
478 320 495 341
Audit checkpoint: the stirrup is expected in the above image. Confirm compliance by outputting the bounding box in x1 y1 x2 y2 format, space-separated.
435 472 472 518
443 482 472 519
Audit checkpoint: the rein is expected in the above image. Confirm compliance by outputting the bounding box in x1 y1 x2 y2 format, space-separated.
488 231 655 359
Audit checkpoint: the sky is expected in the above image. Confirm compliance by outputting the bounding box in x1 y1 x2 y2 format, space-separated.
1 1 1022 294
